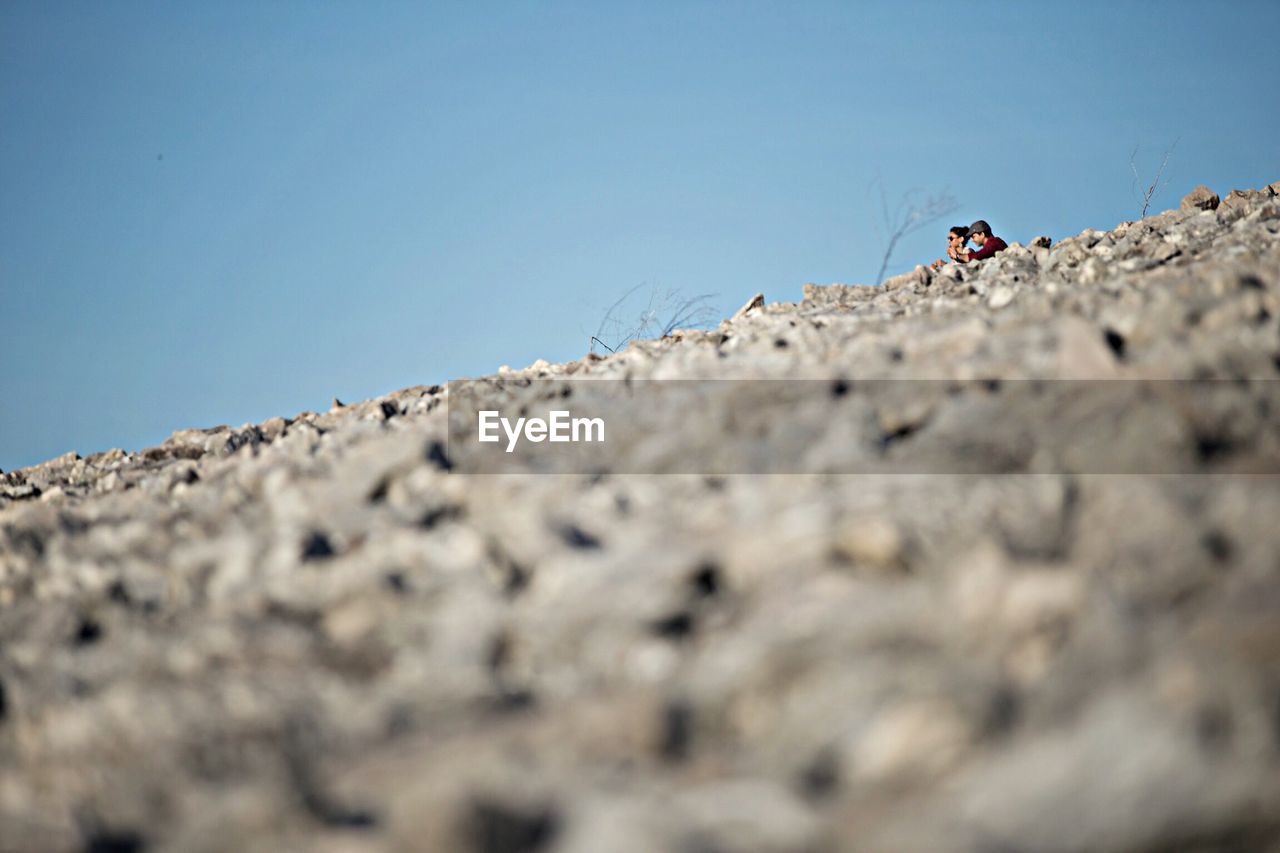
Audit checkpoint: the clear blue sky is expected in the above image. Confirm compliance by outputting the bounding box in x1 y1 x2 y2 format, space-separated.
3 1 1278 470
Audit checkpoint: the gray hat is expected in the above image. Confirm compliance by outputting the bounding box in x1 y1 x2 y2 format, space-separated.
968 220 991 236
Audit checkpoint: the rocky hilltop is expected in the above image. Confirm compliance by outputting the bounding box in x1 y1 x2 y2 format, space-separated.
2 183 1279 852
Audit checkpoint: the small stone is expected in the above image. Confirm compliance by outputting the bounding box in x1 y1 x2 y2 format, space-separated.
853 700 970 782
5 483 41 501
301 531 336 561
39 485 66 502
1180 185 1219 212
881 270 920 291
261 416 290 440
987 286 1016 310
833 517 906 572
680 780 822 853
1219 188 1269 213
1000 571 1084 637
1144 240 1180 263
732 292 765 320
323 599 380 647
876 397 935 442
1078 229 1105 248
96 448 128 466
1077 257 1107 285
1055 317 1120 379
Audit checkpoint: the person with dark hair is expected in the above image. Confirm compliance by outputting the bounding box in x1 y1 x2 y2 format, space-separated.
954 219 1008 263
930 225 971 270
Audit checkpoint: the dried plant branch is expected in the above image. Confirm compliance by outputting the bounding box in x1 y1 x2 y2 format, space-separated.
1130 138 1179 218
869 176 959 285
589 285 719 354
660 294 719 336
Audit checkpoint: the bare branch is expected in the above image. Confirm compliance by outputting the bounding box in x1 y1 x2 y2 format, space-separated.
661 293 719 336
590 285 720 354
871 186 959 285
1131 138 1179 218
591 282 649 354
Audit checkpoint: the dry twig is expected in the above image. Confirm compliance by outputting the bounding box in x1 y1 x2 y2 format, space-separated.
1130 138 1179 218
871 177 958 285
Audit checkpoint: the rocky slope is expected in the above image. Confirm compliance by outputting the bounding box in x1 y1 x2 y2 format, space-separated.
2 183 1279 852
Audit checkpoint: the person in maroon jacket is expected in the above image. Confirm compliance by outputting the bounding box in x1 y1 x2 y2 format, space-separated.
955 219 1008 263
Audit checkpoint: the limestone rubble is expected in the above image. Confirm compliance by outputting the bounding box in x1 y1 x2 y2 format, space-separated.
2 183 1280 851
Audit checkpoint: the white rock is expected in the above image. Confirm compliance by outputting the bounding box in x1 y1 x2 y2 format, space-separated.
988 285 1016 309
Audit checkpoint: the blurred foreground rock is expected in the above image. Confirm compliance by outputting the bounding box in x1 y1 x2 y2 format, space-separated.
2 182 1280 851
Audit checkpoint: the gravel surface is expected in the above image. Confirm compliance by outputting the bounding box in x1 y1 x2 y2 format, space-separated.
2 183 1279 852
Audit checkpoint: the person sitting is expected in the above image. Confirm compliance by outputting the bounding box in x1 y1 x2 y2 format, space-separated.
954 220 1007 263
930 225 971 270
